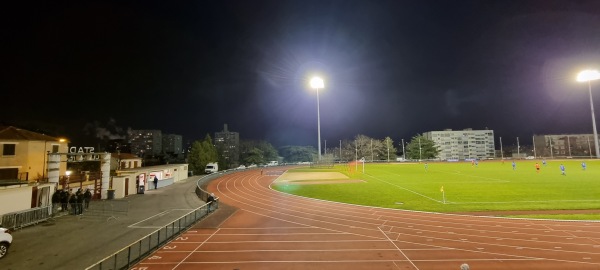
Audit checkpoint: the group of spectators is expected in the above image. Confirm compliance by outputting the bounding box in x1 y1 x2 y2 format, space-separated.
52 188 93 215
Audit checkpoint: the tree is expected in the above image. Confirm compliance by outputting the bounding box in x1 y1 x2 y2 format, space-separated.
331 135 399 162
188 141 203 174
258 141 278 161
239 140 279 165
354 134 371 161
406 134 440 160
242 147 264 165
382 137 398 161
187 134 218 174
201 134 218 165
279 145 316 163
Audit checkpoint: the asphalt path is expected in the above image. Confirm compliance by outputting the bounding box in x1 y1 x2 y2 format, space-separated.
0 175 207 270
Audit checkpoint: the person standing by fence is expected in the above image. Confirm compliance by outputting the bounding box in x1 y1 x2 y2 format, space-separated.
207 193 216 212
52 190 61 213
76 189 84 215
69 191 77 215
60 190 69 212
83 189 92 209
154 176 158 190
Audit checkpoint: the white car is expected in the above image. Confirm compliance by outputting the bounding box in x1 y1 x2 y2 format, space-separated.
237 165 246 170
0 227 13 259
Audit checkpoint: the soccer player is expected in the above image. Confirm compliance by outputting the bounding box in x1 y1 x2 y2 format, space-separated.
542 159 547 166
424 162 428 171
560 164 566 175
535 162 540 173
582 161 587 171
512 161 516 170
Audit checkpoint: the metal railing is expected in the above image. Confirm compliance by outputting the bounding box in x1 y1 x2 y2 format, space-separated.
85 174 220 270
0 205 52 230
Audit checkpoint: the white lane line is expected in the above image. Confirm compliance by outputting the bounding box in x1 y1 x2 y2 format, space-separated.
128 209 194 228
379 226 420 270
172 228 220 269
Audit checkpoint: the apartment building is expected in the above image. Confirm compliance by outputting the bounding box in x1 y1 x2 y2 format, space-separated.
533 134 597 158
128 129 162 157
424 128 495 160
214 124 239 168
162 134 183 155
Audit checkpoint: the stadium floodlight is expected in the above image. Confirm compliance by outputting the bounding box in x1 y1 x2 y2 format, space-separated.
577 69 600 158
310 76 324 160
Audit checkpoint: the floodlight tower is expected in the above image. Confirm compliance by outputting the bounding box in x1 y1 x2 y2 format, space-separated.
577 70 600 158
310 77 324 160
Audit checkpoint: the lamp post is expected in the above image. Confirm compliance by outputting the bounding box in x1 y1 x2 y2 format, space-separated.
500 137 503 160
418 137 422 160
310 77 324 160
517 137 520 158
339 140 342 162
577 69 600 158
401 139 405 160
386 137 390 162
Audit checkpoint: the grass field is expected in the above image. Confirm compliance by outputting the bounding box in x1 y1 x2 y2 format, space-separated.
272 160 600 218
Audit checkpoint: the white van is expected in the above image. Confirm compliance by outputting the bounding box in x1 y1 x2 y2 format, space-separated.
267 161 278 166
205 162 218 174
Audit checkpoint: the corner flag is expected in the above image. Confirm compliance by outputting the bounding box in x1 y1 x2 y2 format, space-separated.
440 186 446 204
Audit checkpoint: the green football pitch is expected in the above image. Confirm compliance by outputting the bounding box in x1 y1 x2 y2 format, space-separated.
272 160 600 216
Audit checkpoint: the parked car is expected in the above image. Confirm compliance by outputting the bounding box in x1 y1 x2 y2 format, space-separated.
0 227 13 259
237 165 246 170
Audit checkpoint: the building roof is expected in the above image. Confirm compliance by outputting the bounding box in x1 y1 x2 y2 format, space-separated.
0 126 62 141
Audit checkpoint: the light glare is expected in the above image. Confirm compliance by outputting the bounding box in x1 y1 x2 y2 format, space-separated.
310 77 324 89
576 70 600 82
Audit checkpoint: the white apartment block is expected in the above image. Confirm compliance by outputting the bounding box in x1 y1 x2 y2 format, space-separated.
424 128 495 160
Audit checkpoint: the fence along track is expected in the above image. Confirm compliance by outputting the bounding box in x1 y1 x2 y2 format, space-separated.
85 174 221 270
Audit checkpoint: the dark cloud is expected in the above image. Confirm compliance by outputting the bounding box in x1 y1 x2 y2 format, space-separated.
3 0 600 147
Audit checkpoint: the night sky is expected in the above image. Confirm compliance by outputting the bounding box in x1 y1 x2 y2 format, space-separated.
4 0 600 148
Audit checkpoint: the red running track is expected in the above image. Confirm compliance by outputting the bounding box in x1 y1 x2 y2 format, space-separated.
134 169 600 270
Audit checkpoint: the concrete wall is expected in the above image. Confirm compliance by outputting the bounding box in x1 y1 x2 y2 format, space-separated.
0 185 32 216
110 164 188 199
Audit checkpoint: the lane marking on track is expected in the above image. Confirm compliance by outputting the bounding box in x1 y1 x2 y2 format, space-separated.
172 228 220 269
379 226 420 270
128 209 195 228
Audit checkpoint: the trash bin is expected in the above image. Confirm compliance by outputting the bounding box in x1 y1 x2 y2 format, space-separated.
107 189 115 200
138 185 145 194
188 171 193 177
